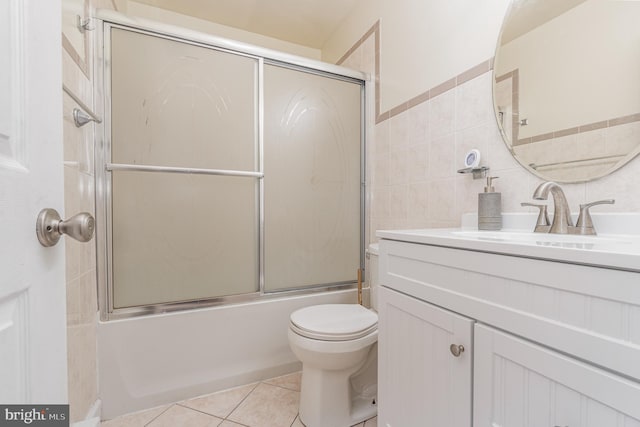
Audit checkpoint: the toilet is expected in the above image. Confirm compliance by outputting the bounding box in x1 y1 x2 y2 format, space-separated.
288 244 380 427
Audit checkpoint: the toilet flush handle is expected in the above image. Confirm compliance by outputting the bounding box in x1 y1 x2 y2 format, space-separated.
449 344 465 357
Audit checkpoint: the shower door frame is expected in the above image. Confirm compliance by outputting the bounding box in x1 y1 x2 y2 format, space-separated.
94 11 369 321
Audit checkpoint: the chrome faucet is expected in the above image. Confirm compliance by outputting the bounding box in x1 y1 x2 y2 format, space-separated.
530 181 615 235
532 181 573 234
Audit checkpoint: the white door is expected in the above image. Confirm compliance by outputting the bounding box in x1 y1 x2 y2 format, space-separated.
0 0 67 403
474 324 640 427
378 286 474 427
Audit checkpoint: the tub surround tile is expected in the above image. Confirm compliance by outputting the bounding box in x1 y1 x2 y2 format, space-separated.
181 383 258 419
67 323 98 423
227 383 299 427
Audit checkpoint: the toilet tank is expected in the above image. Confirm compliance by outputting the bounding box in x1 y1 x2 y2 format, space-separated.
367 243 379 311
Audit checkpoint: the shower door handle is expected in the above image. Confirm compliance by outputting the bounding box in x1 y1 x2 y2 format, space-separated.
36 208 95 247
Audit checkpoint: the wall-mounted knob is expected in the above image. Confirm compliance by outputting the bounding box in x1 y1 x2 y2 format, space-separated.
36 208 95 247
450 344 465 357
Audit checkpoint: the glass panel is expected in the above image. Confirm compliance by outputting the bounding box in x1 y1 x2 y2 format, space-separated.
111 172 258 308
263 65 362 291
110 28 257 171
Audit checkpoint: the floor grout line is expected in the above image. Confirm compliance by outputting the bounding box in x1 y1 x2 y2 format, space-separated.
175 402 225 421
142 404 173 427
107 374 309 427
222 381 261 425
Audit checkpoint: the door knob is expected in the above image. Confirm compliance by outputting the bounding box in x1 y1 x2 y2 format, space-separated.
450 344 465 357
36 208 95 247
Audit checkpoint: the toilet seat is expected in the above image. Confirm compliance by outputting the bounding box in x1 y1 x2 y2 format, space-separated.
290 304 378 341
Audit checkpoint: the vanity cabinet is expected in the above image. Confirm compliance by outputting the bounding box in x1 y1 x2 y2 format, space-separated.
377 236 640 427
378 286 473 427
474 324 640 427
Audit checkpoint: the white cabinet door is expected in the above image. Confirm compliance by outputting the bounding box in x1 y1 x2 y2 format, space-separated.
474 324 640 427
378 286 474 427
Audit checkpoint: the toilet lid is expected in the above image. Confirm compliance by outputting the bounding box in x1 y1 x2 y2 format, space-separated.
290 304 378 341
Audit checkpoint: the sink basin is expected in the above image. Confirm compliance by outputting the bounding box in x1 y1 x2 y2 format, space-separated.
376 213 640 272
450 230 632 247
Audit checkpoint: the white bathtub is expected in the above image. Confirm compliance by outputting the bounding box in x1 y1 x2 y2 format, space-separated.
98 289 359 419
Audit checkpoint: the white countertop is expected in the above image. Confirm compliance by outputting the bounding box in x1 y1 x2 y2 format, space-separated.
377 213 640 272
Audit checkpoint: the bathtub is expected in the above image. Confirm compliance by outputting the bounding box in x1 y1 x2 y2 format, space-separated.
98 288 359 419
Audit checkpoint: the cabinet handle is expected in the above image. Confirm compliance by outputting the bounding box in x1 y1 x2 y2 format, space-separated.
449 344 465 357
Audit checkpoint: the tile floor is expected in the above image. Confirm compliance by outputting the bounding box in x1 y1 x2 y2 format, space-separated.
101 372 377 427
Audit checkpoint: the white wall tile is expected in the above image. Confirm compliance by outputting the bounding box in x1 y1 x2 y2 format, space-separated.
352 29 639 241
428 178 457 222
428 133 456 179
429 91 455 140
389 110 410 149
388 147 410 185
455 73 493 131
407 143 429 183
408 100 430 145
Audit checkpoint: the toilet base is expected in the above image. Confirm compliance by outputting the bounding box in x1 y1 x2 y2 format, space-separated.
298 348 377 427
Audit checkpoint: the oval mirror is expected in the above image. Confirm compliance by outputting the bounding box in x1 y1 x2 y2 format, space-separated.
493 0 640 183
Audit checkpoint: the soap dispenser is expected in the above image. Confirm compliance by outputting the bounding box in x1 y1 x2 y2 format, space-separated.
478 176 502 230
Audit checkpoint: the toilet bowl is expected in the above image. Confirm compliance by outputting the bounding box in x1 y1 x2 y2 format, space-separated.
288 244 379 427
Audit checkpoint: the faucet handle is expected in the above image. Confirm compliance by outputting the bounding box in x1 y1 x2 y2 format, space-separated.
521 202 551 232
576 199 615 235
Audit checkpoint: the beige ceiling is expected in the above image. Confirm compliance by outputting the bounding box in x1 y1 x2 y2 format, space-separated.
131 0 359 49
501 0 587 44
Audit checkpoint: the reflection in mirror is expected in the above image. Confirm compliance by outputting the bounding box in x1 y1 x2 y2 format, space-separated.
493 0 640 182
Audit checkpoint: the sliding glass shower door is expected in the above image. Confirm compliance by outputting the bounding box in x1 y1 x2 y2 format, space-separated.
263 65 361 291
109 28 260 308
102 24 364 314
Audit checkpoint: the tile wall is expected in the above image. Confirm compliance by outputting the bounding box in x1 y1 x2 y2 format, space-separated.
339 24 640 246
62 0 118 422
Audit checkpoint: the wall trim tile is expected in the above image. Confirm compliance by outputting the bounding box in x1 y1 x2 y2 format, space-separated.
337 20 496 125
